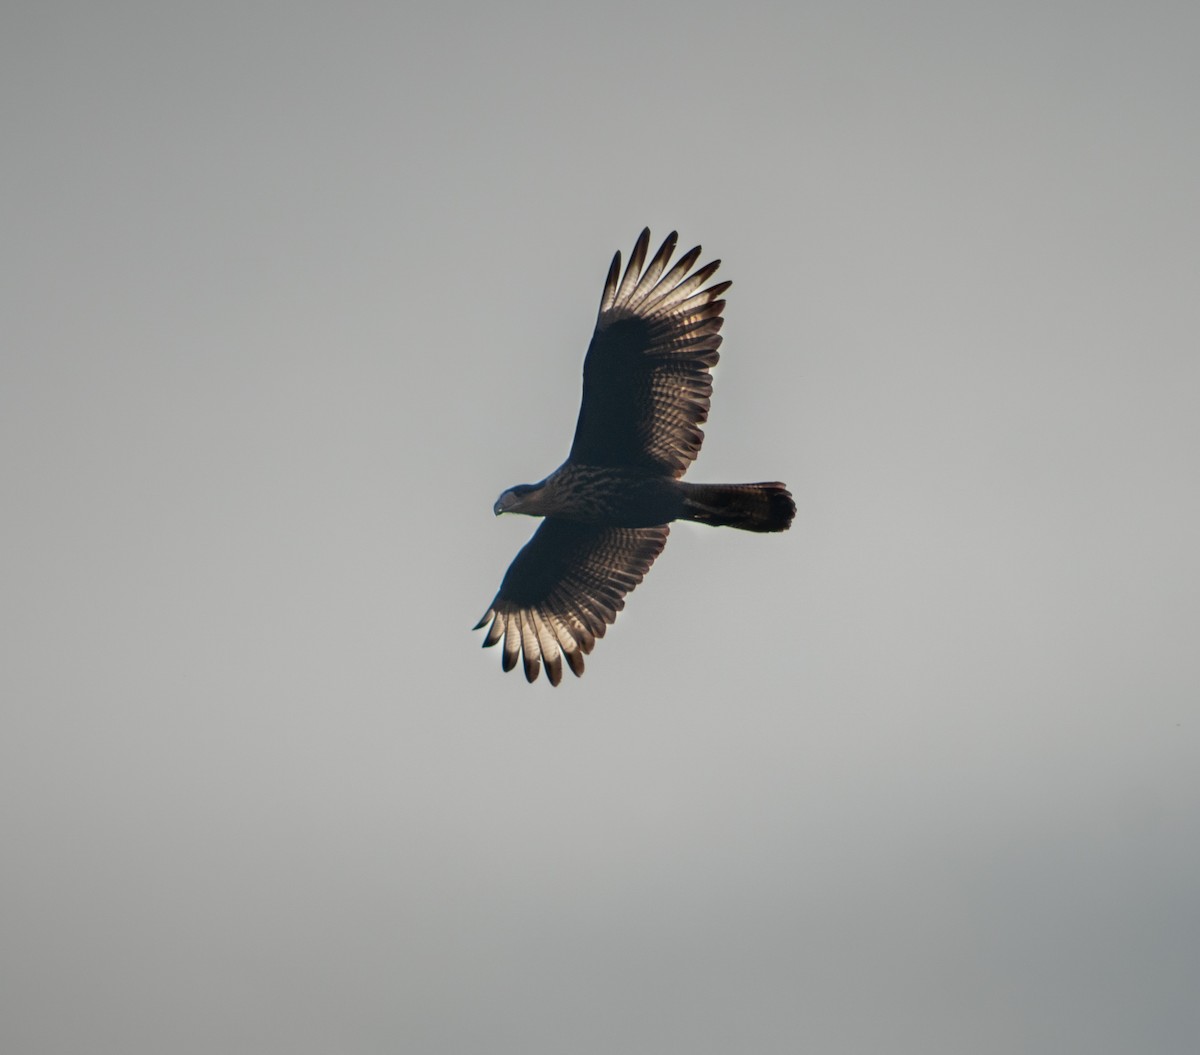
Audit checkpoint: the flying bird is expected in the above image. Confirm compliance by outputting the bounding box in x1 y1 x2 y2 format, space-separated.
475 229 794 684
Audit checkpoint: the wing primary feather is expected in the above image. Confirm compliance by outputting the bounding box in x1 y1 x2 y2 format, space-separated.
482 612 504 648
563 646 584 677
642 246 703 310
545 612 584 679
649 259 722 313
531 609 562 687
519 610 541 683
533 614 562 687
614 227 651 306
630 231 678 300
502 612 520 672
675 295 726 320
599 251 622 313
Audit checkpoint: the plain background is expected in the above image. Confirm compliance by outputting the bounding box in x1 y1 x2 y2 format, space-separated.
3 2 1198 1053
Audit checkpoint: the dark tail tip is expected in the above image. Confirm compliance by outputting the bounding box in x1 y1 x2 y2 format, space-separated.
762 483 797 532
682 482 795 533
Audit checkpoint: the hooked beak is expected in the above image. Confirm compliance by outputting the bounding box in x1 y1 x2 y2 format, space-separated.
493 483 539 517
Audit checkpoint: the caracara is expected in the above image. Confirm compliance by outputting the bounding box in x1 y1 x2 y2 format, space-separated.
476 229 794 684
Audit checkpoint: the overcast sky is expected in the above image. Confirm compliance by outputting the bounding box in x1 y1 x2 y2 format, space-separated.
3 2 1198 1053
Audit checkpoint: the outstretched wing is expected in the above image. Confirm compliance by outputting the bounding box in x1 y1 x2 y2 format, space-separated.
475 520 669 685
568 229 729 477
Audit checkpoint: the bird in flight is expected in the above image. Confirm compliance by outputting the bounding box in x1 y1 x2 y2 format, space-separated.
476 229 794 684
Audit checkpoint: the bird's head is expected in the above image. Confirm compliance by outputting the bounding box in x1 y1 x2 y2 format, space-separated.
494 483 542 516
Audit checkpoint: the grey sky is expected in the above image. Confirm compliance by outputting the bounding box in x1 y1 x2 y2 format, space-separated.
3 2 1198 1053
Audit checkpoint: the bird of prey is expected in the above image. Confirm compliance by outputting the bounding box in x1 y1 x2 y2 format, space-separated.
476 229 794 684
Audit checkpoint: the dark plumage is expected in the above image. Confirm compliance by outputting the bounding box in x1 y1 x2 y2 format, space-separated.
476 229 795 684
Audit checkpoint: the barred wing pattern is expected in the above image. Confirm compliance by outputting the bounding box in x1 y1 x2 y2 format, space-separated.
568 229 729 477
474 521 669 685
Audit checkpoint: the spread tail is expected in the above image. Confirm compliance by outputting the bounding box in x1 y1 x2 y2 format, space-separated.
680 482 795 533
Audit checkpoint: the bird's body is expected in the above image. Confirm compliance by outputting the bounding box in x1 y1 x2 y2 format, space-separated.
476 229 794 684
495 464 684 526
498 463 795 531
